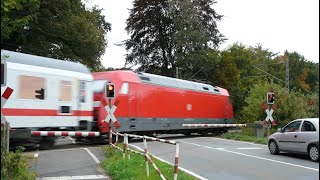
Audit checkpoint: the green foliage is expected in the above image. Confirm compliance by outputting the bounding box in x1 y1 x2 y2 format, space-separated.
101 146 196 180
239 80 318 127
2 0 111 72
1 128 36 180
1 0 40 40
125 0 223 76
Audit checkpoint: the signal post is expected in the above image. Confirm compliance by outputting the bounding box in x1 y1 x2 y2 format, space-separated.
103 83 120 145
264 92 276 137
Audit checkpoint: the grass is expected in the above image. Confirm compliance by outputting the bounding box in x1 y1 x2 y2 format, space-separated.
220 132 268 145
101 145 197 180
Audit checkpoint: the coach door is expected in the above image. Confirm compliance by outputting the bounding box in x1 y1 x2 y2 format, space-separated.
77 80 89 117
58 80 73 115
128 83 137 120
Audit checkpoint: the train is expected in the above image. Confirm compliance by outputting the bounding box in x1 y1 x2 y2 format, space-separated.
1 50 236 149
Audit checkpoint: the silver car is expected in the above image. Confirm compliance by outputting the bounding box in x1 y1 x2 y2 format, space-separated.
268 118 319 162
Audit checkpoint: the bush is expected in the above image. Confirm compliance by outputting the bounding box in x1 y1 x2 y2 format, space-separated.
1 127 36 180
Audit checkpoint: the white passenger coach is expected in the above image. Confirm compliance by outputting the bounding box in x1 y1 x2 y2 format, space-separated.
1 50 94 135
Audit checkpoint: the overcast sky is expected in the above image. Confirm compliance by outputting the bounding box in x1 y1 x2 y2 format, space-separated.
85 0 319 69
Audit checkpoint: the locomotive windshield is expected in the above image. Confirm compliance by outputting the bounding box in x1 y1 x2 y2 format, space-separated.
93 79 108 93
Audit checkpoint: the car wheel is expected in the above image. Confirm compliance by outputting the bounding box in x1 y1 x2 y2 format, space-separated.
268 140 279 155
308 145 319 162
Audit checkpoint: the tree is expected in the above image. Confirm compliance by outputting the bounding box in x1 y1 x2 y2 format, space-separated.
2 0 111 71
1 0 40 41
273 51 319 94
240 81 312 127
125 0 224 76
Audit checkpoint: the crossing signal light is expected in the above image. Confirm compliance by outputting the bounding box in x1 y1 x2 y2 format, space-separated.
267 92 275 104
35 88 45 100
105 83 115 99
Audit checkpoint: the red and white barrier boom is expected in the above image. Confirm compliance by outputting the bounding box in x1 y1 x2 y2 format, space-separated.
31 131 100 137
182 124 246 127
1 87 14 124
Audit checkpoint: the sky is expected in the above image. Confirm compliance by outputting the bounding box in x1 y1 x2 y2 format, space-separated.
85 0 319 69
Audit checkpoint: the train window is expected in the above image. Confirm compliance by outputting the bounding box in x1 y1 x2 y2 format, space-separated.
19 75 46 100
139 76 151 81
59 80 72 101
93 80 107 93
119 82 129 94
203 87 209 90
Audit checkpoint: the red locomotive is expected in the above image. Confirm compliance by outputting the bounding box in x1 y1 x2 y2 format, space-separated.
2 50 238 149
93 70 234 136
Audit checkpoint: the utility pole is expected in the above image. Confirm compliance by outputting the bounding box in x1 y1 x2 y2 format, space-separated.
176 67 179 79
285 58 289 93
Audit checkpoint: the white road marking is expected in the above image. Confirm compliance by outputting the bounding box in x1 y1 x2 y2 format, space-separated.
237 147 263 150
181 140 319 172
83 148 100 164
209 137 267 147
180 140 225 150
36 175 107 180
129 144 208 180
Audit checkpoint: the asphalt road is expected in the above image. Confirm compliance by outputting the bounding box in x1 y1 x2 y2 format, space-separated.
27 137 110 180
25 135 319 180
129 134 319 180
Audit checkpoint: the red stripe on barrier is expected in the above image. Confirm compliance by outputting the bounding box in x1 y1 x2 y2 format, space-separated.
88 132 95 137
174 157 179 173
101 99 108 107
32 131 41 136
47 132 55 137
2 87 13 99
75 132 82 136
61 132 69 136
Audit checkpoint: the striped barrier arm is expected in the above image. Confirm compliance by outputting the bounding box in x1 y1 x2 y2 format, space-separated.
144 136 150 177
110 143 123 152
125 135 131 159
145 153 166 180
111 132 177 145
1 87 14 124
31 131 100 137
174 142 179 180
109 132 179 180
109 129 113 146
126 147 144 156
182 124 247 127
115 132 119 146
123 133 128 159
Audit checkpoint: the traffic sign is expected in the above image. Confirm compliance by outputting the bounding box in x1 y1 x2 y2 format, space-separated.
263 105 277 126
101 98 120 128
1 87 14 124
